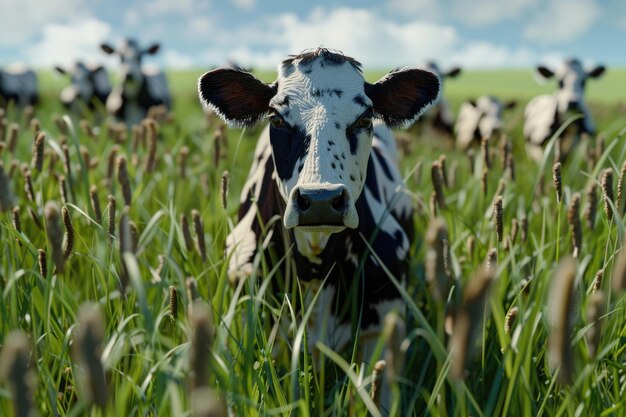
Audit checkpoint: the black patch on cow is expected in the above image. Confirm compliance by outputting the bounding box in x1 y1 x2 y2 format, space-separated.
365 155 381 201
373 150 393 180
333 154 340 161
275 95 290 107
346 127 359 155
353 94 368 108
333 89 343 97
331 162 336 169
269 124 311 181
341 153 346 160
335 122 341 129
329 140 335 146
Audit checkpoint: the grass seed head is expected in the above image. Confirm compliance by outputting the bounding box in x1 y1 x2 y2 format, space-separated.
383 312 405 385
425 217 451 302
431 160 446 208
521 214 528 242
44 201 65 273
0 161 16 211
0 331 36 417
552 162 562 204
38 249 47 278
511 218 519 245
506 153 515 181
220 170 230 210
169 286 178 320
11 206 22 246
481 137 491 170
58 175 68 204
567 192 583 258
585 291 605 359
618 161 626 214
591 269 603 293
504 306 519 335
74 303 107 408
192 209 207 262
438 154 448 188
493 196 503 242
179 146 189 178
117 155 132 206
190 301 215 389
106 195 116 243
7 123 18 153
601 168 614 221
90 185 102 223
181 214 194 252
584 183 598 230
481 169 488 196
22 167 35 202
548 256 577 385
62 206 74 261
369 360 386 406
32 131 45 172
62 144 71 177
450 264 495 380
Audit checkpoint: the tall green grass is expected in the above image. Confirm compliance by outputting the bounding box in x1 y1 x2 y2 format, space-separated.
0 69 626 416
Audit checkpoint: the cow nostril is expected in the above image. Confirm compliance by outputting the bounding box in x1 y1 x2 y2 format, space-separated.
296 192 311 211
331 191 346 212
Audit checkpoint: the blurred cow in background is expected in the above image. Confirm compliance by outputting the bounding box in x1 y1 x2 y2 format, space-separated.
455 95 516 150
415 61 462 136
524 58 605 162
55 62 112 115
100 38 171 126
0 65 38 108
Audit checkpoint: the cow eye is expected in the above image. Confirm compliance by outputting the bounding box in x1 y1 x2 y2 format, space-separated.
269 114 288 129
352 112 373 130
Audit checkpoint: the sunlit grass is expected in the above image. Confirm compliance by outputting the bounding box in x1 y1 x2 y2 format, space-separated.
1 70 626 416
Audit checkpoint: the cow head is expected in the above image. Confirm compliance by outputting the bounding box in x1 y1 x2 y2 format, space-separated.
536 58 605 114
101 39 160 98
470 96 516 139
423 61 462 85
56 62 97 104
199 48 439 234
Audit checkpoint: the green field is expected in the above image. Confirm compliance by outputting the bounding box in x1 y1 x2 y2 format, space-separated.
1 69 626 416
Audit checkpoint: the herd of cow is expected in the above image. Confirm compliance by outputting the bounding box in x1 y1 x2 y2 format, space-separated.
0 39 605 164
0 38 171 126
0 42 608 414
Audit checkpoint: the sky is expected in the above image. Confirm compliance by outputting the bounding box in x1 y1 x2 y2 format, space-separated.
0 0 625 71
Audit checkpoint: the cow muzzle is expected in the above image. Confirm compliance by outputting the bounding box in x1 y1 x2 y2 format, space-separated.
283 184 358 231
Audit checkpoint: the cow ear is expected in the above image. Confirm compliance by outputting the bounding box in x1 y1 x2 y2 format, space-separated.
536 66 554 79
101 43 115 55
198 68 275 127
365 68 440 128
504 100 517 110
55 66 67 75
146 43 161 55
588 65 605 78
446 67 462 78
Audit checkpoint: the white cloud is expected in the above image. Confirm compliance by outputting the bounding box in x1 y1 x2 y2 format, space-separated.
450 0 539 26
24 18 115 68
523 0 602 43
454 42 537 68
198 7 544 70
203 7 460 69
162 50 195 68
0 0 89 45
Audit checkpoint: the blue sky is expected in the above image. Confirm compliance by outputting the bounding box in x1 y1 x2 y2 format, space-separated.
1 0 625 70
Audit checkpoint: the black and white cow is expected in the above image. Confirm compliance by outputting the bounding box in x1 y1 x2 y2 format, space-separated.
198 49 440 382
100 39 171 125
524 58 605 161
416 61 461 135
0 65 38 108
55 61 112 114
455 95 516 150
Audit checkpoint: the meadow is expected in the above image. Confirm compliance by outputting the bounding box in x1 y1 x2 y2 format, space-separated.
1 67 626 417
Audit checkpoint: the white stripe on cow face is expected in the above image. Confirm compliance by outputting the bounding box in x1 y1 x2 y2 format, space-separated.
269 53 373 233
553 59 590 114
